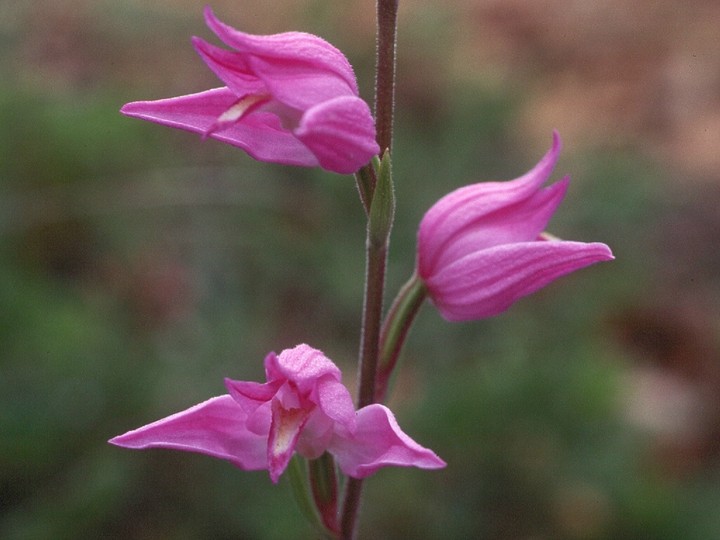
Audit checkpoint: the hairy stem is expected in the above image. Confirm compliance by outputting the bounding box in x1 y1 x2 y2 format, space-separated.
339 220 388 539
340 1 400 538
339 476 363 539
309 453 340 537
358 239 388 408
375 0 399 154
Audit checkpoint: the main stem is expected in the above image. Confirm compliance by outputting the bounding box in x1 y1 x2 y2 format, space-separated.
340 2 399 536
340 228 388 539
358 242 388 408
374 0 399 154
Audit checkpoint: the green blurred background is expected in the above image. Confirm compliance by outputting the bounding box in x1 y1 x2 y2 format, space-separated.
2 0 720 538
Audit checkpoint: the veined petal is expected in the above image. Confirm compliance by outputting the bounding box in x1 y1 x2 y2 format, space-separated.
224 378 281 414
295 96 379 175
296 410 334 459
121 88 318 167
248 56 358 111
423 177 570 277
108 395 267 470
268 400 310 483
330 404 446 479
418 131 562 271
203 7 358 109
426 240 614 321
192 37 265 97
314 377 356 433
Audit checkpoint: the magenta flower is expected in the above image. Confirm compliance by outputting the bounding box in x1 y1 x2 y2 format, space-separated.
417 132 614 322
109 344 444 483
121 7 379 174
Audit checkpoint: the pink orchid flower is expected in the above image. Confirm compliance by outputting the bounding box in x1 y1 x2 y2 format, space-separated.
121 7 379 174
109 344 445 483
417 131 614 322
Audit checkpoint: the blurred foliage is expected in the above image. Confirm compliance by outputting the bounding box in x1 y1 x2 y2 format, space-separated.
3 2 720 539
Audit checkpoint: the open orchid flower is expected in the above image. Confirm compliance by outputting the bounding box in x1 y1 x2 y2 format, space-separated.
416 131 614 322
121 7 379 174
109 344 445 483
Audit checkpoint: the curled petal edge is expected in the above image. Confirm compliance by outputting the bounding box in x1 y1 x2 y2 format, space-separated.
202 6 359 97
419 131 563 257
330 404 446 479
421 175 571 277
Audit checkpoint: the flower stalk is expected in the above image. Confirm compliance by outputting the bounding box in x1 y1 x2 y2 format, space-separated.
309 453 340 536
288 457 330 536
375 273 427 403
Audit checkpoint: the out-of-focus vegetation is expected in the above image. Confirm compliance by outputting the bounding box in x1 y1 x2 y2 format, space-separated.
2 1 720 538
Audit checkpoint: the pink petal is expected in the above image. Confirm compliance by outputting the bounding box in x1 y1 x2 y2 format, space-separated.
295 410 335 459
108 395 267 470
295 96 379 174
418 132 562 272
121 88 318 167
422 177 570 277
262 351 282 381
426 240 614 321
192 37 265 97
244 401 273 437
314 377 356 433
273 381 305 410
203 7 358 110
270 344 343 389
329 404 446 479
224 378 281 414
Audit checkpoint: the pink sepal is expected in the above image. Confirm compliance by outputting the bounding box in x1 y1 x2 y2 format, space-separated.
109 395 267 470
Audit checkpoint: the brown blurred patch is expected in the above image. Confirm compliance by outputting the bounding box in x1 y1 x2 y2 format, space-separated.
407 0 720 179
611 302 720 476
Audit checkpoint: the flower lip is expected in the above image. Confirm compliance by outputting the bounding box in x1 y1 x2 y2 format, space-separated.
203 93 271 137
